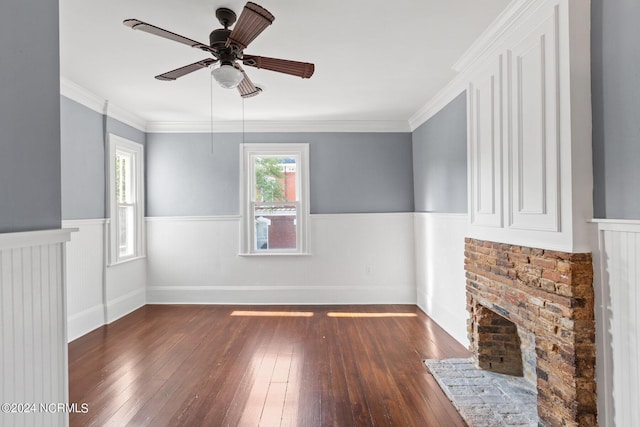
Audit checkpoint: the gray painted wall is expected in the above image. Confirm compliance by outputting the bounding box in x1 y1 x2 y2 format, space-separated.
106 116 146 147
60 96 146 220
0 2 61 232
61 97 105 220
412 92 467 213
592 0 640 219
146 132 414 216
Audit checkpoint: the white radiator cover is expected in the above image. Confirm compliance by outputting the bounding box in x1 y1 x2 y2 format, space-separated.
0 229 74 427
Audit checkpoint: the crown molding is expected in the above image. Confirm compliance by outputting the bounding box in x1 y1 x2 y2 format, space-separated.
146 120 410 134
452 0 540 73
409 0 541 131
60 77 105 114
60 77 147 132
408 76 467 132
60 78 409 133
103 102 147 132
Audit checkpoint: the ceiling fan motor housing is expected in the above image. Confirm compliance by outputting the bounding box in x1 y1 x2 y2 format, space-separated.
209 28 232 50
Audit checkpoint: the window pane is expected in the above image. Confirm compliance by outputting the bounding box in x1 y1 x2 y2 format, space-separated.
116 152 134 204
254 204 297 250
118 205 135 257
254 156 297 202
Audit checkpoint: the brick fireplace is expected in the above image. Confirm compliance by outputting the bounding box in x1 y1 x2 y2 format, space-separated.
464 238 596 426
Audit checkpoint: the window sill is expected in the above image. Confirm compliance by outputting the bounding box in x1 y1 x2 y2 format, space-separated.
108 254 147 267
238 252 312 257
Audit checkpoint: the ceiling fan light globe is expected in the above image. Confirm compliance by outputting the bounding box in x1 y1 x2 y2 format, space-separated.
212 64 243 89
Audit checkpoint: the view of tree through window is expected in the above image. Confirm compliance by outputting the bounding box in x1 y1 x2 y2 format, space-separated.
254 157 285 202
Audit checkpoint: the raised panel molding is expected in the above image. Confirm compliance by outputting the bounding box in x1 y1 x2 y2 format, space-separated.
508 6 560 231
469 55 503 228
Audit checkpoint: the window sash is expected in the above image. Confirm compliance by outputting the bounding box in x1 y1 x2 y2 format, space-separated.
250 154 300 203
250 201 301 252
117 203 136 258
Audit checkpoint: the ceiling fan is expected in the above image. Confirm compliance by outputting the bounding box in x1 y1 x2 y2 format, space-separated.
123 2 315 98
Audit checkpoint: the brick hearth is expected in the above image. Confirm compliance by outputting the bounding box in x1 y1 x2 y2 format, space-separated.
464 238 596 427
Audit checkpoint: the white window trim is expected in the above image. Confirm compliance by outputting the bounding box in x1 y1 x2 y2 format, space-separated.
239 143 310 256
107 134 145 265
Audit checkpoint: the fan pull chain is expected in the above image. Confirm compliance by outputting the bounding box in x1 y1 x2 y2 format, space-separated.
242 96 245 145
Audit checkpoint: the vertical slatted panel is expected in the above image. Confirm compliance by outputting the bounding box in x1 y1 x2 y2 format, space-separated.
635 231 640 427
601 225 640 427
0 239 68 427
1 249 14 418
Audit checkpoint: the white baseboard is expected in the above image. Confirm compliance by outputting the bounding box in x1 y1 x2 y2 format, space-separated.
67 304 105 342
106 288 146 323
147 284 416 305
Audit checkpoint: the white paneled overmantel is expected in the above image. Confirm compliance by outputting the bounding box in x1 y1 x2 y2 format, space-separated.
461 0 592 252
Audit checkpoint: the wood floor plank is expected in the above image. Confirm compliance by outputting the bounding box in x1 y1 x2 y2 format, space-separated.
68 305 471 426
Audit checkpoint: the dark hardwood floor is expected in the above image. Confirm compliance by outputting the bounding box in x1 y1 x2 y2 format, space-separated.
68 305 470 426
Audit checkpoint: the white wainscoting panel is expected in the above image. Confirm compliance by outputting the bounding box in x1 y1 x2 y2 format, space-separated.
63 219 106 342
64 219 146 338
105 258 146 323
414 213 469 347
146 214 416 305
0 229 73 427
594 220 640 427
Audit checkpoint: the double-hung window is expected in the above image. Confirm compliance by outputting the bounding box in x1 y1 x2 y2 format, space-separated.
241 143 310 255
108 134 144 264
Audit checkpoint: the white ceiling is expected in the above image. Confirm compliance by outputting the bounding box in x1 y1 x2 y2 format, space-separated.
59 0 510 125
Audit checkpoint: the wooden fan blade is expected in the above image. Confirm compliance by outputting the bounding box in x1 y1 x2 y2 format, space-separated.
226 2 275 50
155 59 217 81
123 19 215 54
242 55 315 79
235 65 262 98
